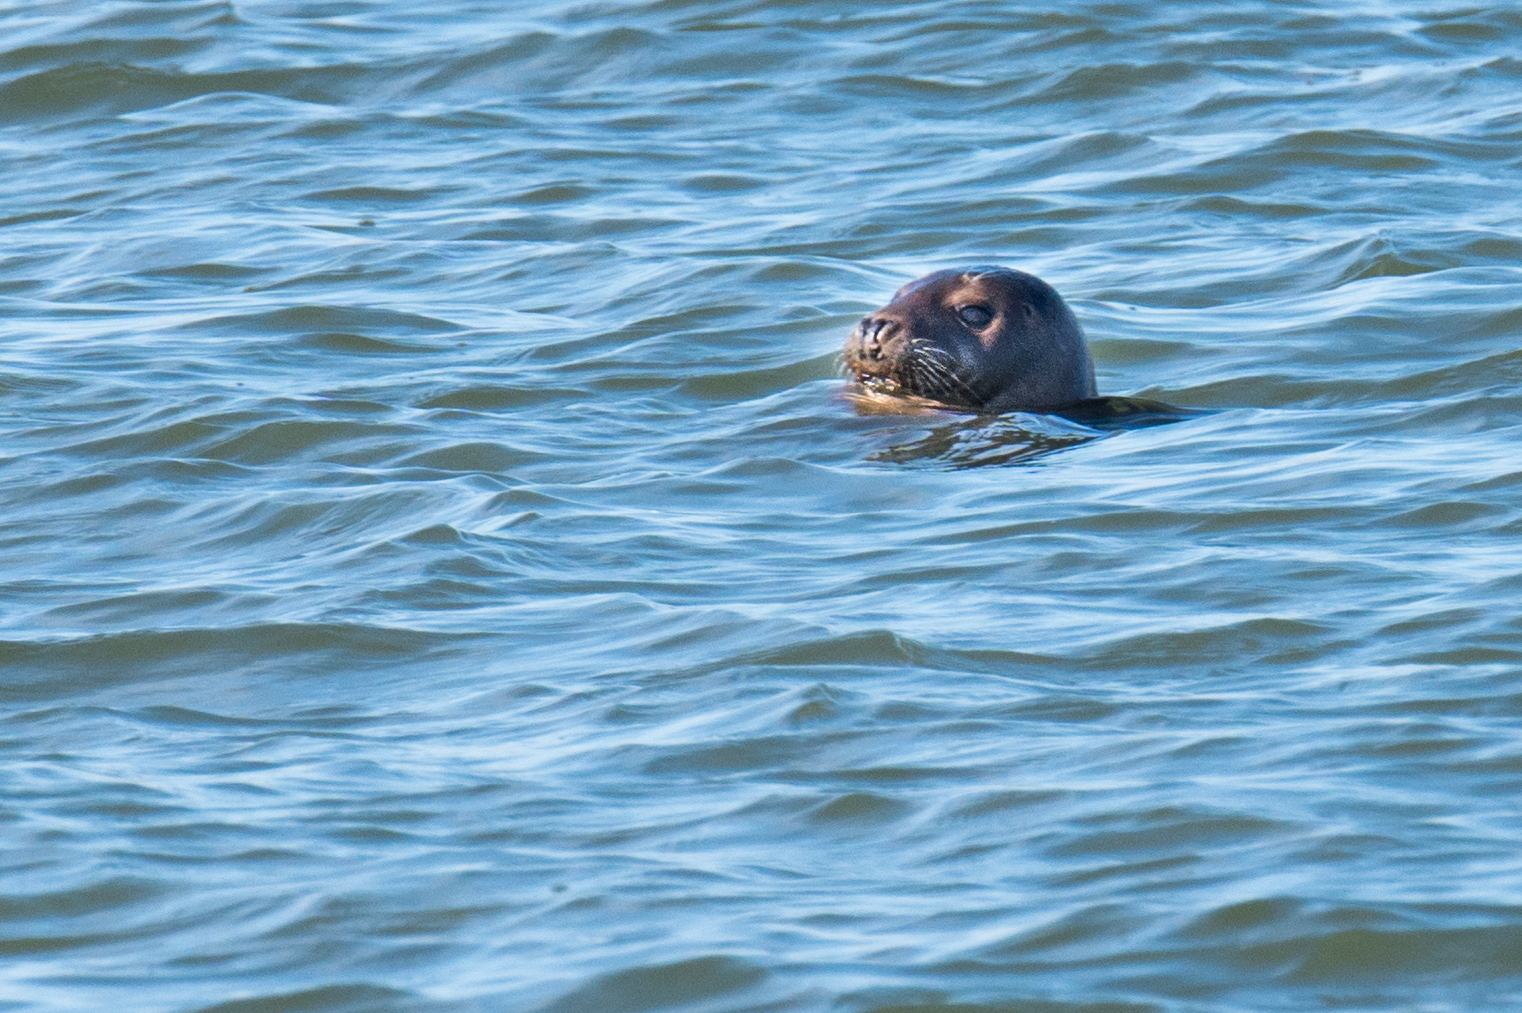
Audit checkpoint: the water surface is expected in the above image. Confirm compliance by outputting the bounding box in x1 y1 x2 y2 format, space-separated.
4 2 1522 1011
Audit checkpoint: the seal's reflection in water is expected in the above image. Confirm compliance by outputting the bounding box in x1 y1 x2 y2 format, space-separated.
847 386 1201 468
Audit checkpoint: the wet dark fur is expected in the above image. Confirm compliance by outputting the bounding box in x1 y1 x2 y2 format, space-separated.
843 267 1097 413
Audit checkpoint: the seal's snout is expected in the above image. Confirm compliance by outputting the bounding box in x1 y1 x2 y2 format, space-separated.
855 315 899 359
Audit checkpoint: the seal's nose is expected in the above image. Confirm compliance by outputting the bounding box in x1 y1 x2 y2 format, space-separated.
857 315 898 359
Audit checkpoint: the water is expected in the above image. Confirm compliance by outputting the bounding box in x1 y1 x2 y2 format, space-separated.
4 2 1522 1010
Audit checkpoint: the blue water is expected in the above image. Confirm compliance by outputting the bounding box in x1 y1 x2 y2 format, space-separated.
4 2 1522 1011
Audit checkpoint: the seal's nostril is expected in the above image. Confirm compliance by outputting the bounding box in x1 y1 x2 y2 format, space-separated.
861 316 892 357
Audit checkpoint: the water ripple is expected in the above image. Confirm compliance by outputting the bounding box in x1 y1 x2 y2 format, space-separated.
4 1 1522 1011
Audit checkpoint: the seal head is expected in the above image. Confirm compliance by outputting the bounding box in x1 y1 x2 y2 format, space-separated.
843 266 1096 413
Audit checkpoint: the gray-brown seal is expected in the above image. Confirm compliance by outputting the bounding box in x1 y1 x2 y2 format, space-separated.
843 266 1097 414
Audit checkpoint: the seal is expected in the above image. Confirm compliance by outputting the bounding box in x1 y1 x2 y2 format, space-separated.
843 266 1097 414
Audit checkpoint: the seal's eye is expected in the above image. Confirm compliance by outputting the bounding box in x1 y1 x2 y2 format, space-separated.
957 304 993 328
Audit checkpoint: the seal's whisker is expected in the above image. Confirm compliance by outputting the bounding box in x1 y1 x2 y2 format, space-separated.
904 354 945 397
908 347 980 405
900 358 928 396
